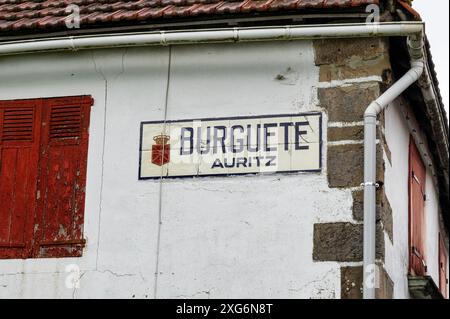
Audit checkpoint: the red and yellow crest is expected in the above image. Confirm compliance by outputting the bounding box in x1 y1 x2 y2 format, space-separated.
151 134 170 166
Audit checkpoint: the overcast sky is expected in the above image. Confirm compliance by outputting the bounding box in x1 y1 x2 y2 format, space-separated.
413 0 449 117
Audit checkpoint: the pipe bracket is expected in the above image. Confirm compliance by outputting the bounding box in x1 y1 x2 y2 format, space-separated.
361 182 380 188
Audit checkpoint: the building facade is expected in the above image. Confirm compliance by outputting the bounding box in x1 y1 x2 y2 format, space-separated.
0 0 448 299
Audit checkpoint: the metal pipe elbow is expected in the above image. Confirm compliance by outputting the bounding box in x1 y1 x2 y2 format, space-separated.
364 101 382 118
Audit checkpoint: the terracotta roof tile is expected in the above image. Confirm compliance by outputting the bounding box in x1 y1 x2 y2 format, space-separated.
0 0 379 33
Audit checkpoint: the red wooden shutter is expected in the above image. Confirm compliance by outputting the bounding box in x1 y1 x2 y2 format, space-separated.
33 96 92 258
408 138 427 276
439 234 448 298
0 100 42 259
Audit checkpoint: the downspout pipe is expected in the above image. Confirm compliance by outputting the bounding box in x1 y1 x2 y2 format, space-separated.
363 33 424 299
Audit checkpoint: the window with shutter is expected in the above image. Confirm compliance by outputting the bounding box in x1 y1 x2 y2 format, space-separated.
439 234 448 298
0 96 92 259
408 138 427 276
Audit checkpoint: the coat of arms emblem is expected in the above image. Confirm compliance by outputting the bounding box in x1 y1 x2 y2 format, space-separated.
151 134 170 166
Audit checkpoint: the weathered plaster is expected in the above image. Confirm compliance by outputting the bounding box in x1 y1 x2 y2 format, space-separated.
0 41 353 299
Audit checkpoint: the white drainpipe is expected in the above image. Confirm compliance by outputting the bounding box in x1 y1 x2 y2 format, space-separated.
363 32 424 299
0 21 425 299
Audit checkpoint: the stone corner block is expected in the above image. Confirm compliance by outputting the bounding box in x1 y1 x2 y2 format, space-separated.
328 143 384 189
313 222 385 263
318 83 381 123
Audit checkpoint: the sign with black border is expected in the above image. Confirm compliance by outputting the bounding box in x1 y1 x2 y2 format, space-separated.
139 113 322 180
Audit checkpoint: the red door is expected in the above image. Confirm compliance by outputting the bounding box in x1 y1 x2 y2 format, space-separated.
0 100 42 259
439 234 448 298
409 138 427 276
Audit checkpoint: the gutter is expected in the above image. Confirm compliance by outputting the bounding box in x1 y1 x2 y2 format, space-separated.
0 21 427 300
0 22 423 55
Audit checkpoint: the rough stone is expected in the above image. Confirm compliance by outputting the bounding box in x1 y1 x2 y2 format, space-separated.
319 83 381 123
352 190 393 243
314 38 388 66
352 189 382 222
327 144 384 188
352 189 365 222
379 128 392 165
318 57 390 82
352 190 364 221
381 193 393 243
341 266 363 299
328 126 364 142
313 222 384 262
377 265 394 299
327 144 363 188
340 264 394 299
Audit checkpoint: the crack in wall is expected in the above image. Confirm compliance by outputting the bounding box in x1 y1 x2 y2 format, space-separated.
72 271 85 299
172 289 212 299
92 52 108 271
153 45 172 300
288 269 336 298
98 269 136 277
91 50 128 271
0 272 26 276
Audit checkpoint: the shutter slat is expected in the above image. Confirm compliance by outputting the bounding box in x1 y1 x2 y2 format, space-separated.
4 116 33 120
4 110 33 115
49 125 81 130
3 127 33 131
3 122 34 126
51 112 81 117
50 119 81 125
52 107 81 113
3 129 33 133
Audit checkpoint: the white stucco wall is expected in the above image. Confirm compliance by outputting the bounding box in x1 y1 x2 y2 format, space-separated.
0 41 359 298
384 97 449 299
